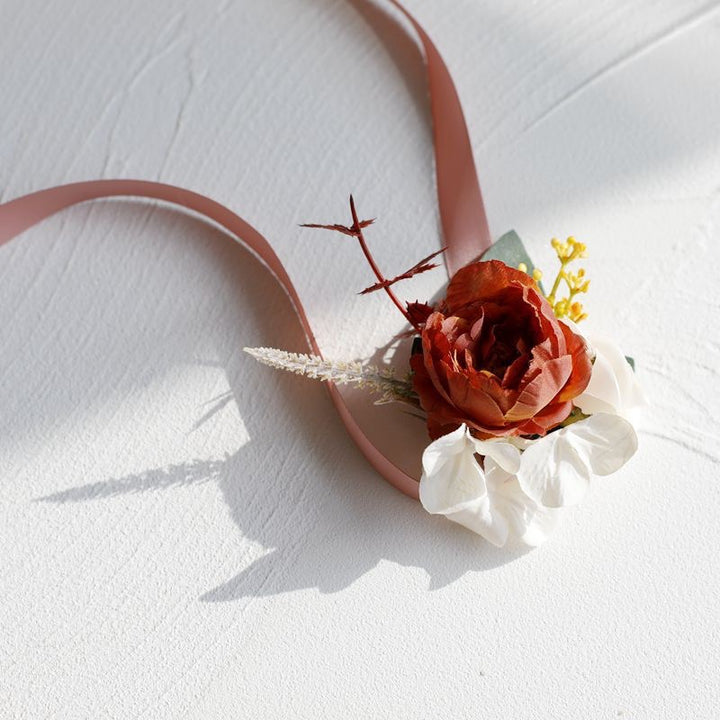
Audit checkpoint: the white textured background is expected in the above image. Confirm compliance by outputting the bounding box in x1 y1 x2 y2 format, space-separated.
1 1 719 718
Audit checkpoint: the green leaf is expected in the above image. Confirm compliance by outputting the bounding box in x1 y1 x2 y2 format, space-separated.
626 356 635 372
481 229 544 293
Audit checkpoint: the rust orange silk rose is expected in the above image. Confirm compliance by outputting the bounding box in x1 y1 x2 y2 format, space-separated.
410 260 592 440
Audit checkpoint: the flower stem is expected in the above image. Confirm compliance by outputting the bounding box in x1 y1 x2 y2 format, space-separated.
547 266 567 305
349 196 420 331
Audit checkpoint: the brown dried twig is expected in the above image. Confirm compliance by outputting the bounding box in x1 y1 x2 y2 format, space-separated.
301 196 423 331
300 219 375 236
360 247 446 295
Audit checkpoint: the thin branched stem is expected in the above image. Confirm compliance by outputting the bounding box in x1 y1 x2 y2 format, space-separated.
348 196 420 331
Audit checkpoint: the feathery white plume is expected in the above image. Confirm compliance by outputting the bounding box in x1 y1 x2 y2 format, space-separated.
244 347 418 405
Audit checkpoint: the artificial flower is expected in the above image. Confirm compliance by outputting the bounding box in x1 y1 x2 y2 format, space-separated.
248 201 644 546
419 424 562 546
411 260 592 440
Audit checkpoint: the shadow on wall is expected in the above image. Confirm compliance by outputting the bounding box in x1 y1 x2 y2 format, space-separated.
32 203 529 603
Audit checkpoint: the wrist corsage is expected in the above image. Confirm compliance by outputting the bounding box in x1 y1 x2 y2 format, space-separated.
246 197 644 547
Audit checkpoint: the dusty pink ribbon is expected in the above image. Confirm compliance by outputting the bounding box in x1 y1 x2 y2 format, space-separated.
0 1 491 500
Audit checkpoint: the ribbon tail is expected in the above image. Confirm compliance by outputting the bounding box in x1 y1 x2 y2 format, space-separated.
0 180 422 499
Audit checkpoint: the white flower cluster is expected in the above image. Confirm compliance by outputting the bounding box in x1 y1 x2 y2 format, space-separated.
419 331 645 546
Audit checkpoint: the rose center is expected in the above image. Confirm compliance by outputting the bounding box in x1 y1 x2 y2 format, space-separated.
482 341 519 376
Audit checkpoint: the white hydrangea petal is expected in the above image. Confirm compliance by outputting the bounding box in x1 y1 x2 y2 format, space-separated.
421 424 471 471
574 335 645 418
419 425 513 546
564 412 638 476
574 349 621 415
517 411 638 509
472 438 521 474
516 430 592 508
419 425 487 515
594 337 639 395
485 460 563 546
444 496 511 547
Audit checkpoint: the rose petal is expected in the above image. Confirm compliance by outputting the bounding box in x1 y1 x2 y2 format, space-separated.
445 260 536 312
557 321 592 401
413 329 454 406
446 370 507 428
505 355 572 422
523 284 567 355
501 351 531 388
516 399 573 436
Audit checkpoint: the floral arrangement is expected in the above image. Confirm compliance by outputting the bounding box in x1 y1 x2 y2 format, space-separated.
246 198 644 547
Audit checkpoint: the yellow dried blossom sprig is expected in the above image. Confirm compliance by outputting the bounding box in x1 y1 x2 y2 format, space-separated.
517 236 590 323
551 236 587 263
547 236 589 322
518 262 543 283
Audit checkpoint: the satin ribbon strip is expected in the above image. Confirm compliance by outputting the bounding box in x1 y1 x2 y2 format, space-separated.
388 0 492 276
0 0 491 500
